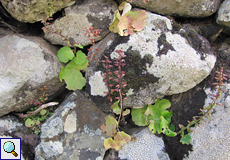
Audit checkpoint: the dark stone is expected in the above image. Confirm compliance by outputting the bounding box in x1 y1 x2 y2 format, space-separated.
163 82 207 160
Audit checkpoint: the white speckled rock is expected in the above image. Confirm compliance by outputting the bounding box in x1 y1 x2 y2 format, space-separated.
0 34 65 116
44 0 117 46
86 11 216 111
119 128 169 160
35 90 106 160
183 84 230 160
216 0 230 28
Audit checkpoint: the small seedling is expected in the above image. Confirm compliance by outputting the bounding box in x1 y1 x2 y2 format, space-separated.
14 86 58 135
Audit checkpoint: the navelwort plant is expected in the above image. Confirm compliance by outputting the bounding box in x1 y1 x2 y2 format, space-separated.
42 5 100 90
131 68 227 144
100 50 132 150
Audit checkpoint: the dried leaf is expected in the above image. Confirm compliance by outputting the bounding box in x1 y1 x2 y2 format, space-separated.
102 115 118 137
117 10 147 36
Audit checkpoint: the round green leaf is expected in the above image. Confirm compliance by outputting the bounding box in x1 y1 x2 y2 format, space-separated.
59 64 86 90
57 46 74 63
25 118 35 128
131 105 148 126
73 50 88 66
180 134 192 145
113 106 121 115
40 109 47 115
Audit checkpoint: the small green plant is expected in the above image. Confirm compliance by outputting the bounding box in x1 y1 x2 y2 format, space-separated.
24 106 52 135
131 99 177 137
41 6 100 90
100 50 131 150
15 86 58 135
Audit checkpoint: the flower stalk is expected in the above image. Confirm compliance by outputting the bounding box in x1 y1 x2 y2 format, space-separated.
177 67 227 137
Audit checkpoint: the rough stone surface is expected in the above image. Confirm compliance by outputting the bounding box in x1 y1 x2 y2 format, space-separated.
0 0 76 23
0 115 40 159
216 38 230 61
123 0 221 18
216 0 230 34
0 33 65 116
183 84 230 160
44 0 117 46
118 128 169 160
86 11 216 111
35 90 106 160
216 0 230 27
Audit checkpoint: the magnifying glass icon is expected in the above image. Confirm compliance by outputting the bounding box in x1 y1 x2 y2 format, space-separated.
3 141 18 157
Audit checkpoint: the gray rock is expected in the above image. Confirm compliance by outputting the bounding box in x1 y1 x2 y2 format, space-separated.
0 33 65 116
118 128 169 160
44 0 117 46
216 0 230 34
35 90 106 160
85 11 216 111
123 0 222 18
183 84 230 160
216 0 230 27
216 38 230 61
0 0 75 23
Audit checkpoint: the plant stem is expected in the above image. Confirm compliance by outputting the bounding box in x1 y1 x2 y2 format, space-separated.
14 102 59 118
177 67 227 136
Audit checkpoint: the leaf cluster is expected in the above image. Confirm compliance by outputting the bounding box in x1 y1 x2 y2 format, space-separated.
24 106 54 135
101 115 131 150
132 99 177 137
109 2 147 36
42 7 101 91
58 46 88 90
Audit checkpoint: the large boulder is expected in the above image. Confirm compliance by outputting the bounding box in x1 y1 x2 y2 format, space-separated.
44 0 117 47
85 11 216 111
0 30 65 116
123 0 222 18
0 0 76 23
35 90 106 160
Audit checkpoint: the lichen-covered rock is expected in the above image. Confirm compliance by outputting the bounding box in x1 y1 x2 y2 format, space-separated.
0 0 76 23
216 0 230 34
122 0 222 18
0 33 65 116
118 128 169 160
183 84 230 160
85 11 216 111
44 0 117 47
35 90 106 160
